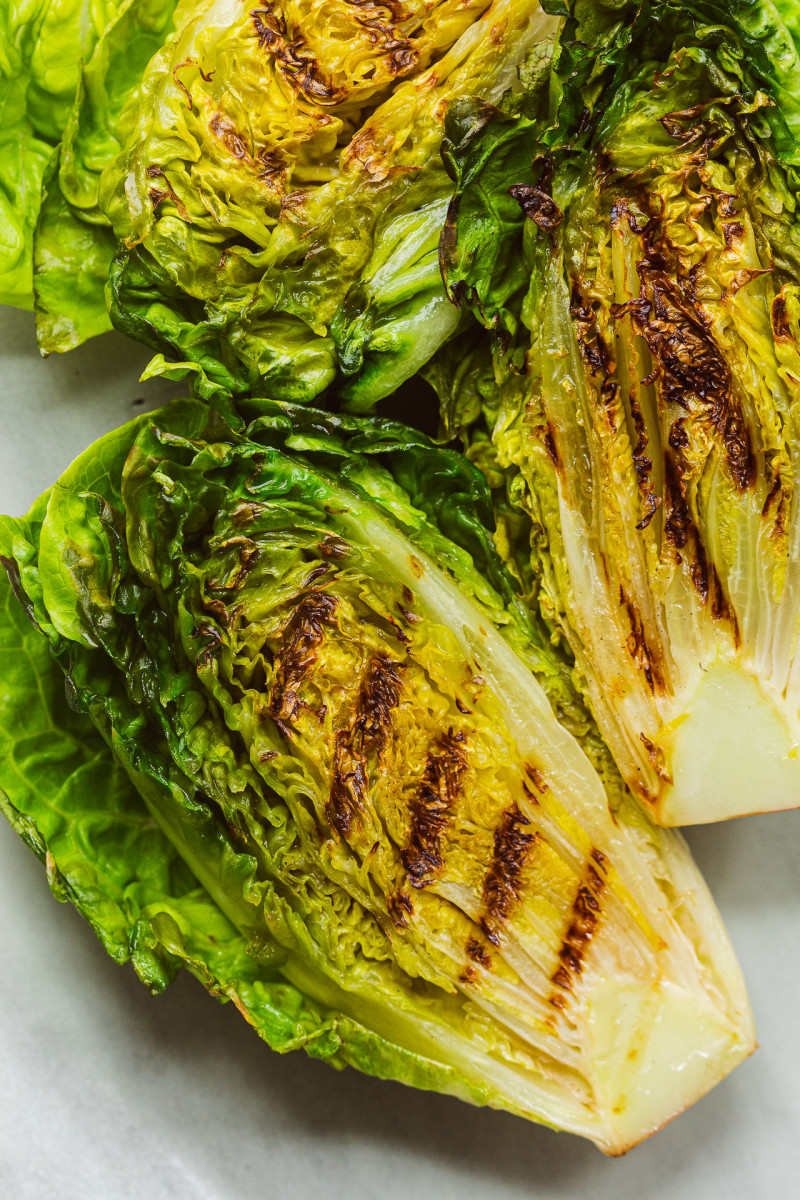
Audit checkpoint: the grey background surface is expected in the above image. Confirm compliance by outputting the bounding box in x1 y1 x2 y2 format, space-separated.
0 306 798 1198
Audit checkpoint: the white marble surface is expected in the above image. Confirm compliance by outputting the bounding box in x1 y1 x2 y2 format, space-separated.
0 306 798 1199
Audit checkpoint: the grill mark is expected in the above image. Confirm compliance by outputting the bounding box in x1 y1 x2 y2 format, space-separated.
662 455 740 631
354 655 404 755
619 585 665 695
728 264 772 296
172 59 195 110
628 387 662 529
548 867 606 1008
543 420 562 474
200 594 230 626
639 733 673 784
269 592 338 730
460 935 493 984
570 282 619 431
345 1 419 75
772 292 793 341
209 537 259 591
723 220 745 249
328 733 368 838
465 936 493 969
396 603 420 625
279 189 309 220
662 442 692 550
250 1 417 110
192 620 224 671
256 147 291 190
346 0 409 18
231 501 264 527
341 122 418 182
250 5 343 105
657 101 709 142
302 562 330 589
479 803 538 946
762 470 789 541
524 763 548 794
610 205 756 491
327 654 404 838
387 889 413 929
402 730 468 889
390 617 411 645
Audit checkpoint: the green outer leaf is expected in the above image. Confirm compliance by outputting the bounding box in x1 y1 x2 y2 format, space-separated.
33 146 118 350
775 0 800 48
0 0 126 309
32 0 180 351
0 126 52 310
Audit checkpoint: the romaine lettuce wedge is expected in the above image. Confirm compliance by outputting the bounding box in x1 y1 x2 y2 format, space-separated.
0 399 754 1153
441 0 800 824
29 0 558 406
0 568 499 1084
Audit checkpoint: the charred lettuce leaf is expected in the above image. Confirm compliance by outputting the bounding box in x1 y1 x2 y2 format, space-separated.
0 399 754 1153
440 0 800 824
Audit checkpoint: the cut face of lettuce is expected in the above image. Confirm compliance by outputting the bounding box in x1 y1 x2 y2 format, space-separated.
33 0 558 404
441 0 800 825
0 399 754 1153
0 0 129 309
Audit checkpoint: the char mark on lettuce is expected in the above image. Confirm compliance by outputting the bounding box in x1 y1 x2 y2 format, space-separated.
437 0 800 825
465 935 493 969
509 182 563 231
479 801 537 945
607 201 756 493
329 728 369 837
352 654 404 755
328 653 404 838
269 591 339 731
549 879 605 1008
401 727 469 888
618 585 666 695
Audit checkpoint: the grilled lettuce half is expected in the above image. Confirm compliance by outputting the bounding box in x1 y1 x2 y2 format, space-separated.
439 0 800 824
0 398 754 1153
28 0 557 408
